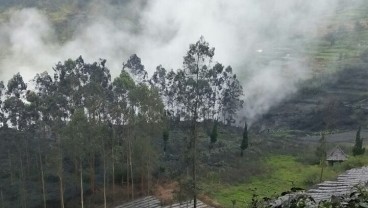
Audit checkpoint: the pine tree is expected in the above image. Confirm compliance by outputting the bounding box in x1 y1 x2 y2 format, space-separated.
209 121 218 150
210 121 218 143
163 129 169 152
240 122 248 157
353 126 365 156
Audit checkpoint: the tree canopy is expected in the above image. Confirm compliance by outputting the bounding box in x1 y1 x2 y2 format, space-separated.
0 37 245 208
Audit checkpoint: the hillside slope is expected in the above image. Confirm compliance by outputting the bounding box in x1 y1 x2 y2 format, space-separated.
252 1 368 132
256 65 368 132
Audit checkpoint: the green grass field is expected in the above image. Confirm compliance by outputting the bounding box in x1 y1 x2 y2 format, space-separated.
204 154 368 207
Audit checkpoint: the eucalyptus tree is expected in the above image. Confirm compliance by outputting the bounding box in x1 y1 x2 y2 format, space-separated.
123 54 148 83
150 66 171 115
111 69 136 198
166 37 244 206
47 58 90 202
23 89 49 208
113 54 165 199
173 36 215 207
221 67 244 125
207 63 225 120
52 57 85 119
0 81 4 127
34 72 62 122
150 65 167 92
79 59 112 193
35 66 76 208
2 74 30 208
4 73 27 130
164 70 177 118
80 59 111 119
34 71 62 208
95 122 111 208
63 109 90 208
129 82 164 194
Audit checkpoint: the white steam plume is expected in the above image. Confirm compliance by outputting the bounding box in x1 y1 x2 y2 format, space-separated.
0 0 340 124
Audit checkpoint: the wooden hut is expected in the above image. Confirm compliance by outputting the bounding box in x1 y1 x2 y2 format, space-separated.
326 146 347 166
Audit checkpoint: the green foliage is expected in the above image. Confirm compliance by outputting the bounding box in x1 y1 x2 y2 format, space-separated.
209 155 339 207
213 155 368 207
113 70 135 93
353 126 365 156
282 185 368 207
337 154 368 171
0 36 247 207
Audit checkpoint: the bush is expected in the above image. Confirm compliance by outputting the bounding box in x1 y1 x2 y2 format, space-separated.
340 155 368 171
303 172 320 186
296 151 320 165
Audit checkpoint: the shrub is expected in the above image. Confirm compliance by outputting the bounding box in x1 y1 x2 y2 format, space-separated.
340 155 368 171
303 172 320 186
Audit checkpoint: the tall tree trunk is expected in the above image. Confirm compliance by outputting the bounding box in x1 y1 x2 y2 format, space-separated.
129 140 134 199
103 151 107 208
26 139 31 175
80 161 84 208
147 154 150 196
39 153 47 208
39 126 47 208
58 149 65 208
58 175 64 208
8 151 13 185
320 162 324 183
74 161 79 192
192 119 197 208
1 189 4 208
101 124 107 208
89 155 95 193
126 153 129 198
19 155 27 208
112 149 115 202
192 56 202 208
111 131 115 202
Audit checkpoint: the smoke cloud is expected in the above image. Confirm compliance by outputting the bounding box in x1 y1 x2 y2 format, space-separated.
0 0 341 124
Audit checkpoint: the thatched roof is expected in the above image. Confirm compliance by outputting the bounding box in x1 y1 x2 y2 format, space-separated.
326 146 347 161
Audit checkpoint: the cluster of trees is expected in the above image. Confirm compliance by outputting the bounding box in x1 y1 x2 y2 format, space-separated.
0 37 245 208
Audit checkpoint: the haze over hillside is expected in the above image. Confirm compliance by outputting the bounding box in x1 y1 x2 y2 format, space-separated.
0 0 355 123
2 1 368 208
